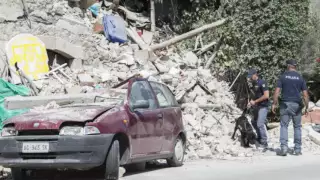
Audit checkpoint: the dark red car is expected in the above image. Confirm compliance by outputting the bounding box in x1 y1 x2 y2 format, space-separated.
0 77 186 180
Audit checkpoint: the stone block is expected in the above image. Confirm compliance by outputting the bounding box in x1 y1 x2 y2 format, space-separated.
100 72 112 82
206 81 217 93
160 74 173 83
69 59 83 70
134 50 149 64
183 51 198 68
66 86 82 94
78 74 95 86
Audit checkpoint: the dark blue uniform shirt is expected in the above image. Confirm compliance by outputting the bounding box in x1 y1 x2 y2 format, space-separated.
276 71 307 103
252 79 269 107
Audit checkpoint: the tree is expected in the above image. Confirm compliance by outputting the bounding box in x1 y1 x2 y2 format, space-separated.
179 0 310 89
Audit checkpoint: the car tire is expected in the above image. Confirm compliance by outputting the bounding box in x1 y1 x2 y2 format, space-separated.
11 168 27 180
105 140 120 180
167 136 185 167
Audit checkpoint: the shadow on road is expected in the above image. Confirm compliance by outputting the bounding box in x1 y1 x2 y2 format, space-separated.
124 162 169 177
0 162 171 180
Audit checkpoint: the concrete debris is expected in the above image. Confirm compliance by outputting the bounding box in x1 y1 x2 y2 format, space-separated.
77 74 95 86
38 35 85 59
0 0 319 166
31 101 60 112
183 51 198 68
30 10 51 24
0 6 24 22
56 16 91 35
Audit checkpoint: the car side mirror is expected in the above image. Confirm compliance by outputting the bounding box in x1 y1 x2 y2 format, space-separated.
131 100 150 111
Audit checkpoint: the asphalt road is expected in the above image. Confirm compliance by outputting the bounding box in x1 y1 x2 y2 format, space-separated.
124 154 320 180
2 153 320 180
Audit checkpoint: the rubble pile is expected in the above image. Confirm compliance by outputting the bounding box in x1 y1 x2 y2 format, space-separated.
1 0 320 163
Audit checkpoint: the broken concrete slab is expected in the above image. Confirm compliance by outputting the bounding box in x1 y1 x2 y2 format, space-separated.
116 53 135 66
69 58 83 70
198 69 212 80
155 62 169 73
56 16 90 35
168 67 180 76
194 96 208 104
134 50 149 65
306 125 320 146
160 74 173 83
78 74 95 86
0 5 24 22
115 72 128 80
206 81 217 93
4 93 100 110
130 44 140 52
100 72 113 82
141 30 153 45
30 10 51 24
183 51 198 68
38 35 84 59
65 86 82 94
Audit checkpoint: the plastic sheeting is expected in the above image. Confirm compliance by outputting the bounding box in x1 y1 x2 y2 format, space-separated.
0 78 30 130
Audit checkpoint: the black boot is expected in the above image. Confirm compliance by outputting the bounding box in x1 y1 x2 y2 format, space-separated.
277 148 287 156
292 150 302 156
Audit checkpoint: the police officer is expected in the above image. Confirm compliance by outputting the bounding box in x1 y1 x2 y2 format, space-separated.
247 69 270 151
272 60 309 156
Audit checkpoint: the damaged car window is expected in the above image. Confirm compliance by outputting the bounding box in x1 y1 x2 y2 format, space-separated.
129 81 157 109
150 82 170 108
150 82 178 108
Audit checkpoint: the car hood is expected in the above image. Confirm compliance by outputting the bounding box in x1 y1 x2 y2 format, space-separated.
4 105 115 130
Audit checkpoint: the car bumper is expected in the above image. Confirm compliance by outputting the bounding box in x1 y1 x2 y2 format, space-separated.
0 134 114 169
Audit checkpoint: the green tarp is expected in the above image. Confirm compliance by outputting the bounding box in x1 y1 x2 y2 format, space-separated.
0 78 30 130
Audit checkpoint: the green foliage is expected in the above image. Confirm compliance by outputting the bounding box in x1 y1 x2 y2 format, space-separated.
178 0 310 90
299 14 320 101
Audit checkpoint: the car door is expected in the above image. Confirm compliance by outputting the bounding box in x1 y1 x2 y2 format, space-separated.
149 82 181 153
127 79 163 155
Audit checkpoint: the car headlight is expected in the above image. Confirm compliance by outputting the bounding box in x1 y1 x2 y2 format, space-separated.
59 126 100 136
84 126 100 135
1 127 17 137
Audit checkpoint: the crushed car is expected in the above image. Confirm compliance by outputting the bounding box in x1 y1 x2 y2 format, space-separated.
0 76 187 180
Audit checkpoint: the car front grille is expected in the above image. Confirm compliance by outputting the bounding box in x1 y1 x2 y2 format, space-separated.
20 153 57 160
18 130 59 136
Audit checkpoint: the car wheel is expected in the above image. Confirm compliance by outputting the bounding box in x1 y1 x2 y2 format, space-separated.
167 136 185 167
105 140 120 180
11 168 27 180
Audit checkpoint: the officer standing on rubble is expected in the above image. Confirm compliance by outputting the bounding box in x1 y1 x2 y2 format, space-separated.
272 60 309 156
247 69 270 151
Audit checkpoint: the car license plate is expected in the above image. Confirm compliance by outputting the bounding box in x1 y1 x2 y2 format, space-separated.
22 142 49 153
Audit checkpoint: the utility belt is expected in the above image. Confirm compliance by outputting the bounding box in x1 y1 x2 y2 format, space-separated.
280 101 304 114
